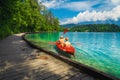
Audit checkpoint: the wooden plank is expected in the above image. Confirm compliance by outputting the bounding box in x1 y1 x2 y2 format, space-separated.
1 61 62 79
81 75 98 80
1 59 66 80
67 73 88 80
35 65 73 80
0 52 49 64
1 59 48 73
58 73 79 80
0 59 39 71
0 52 65 69
34 64 70 79
0 54 63 72
1 62 45 80
45 68 80 80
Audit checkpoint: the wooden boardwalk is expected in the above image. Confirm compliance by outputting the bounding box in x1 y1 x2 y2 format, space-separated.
0 33 99 80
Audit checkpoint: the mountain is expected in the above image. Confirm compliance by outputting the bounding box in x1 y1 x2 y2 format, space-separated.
70 24 120 32
60 23 77 28
78 19 120 25
60 19 120 28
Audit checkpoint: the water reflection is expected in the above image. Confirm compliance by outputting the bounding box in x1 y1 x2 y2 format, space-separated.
26 32 60 53
29 32 60 42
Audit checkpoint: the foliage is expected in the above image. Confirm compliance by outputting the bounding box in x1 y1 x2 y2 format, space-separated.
0 0 60 39
70 24 120 32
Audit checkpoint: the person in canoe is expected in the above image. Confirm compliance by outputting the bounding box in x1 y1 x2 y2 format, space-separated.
64 37 75 57
56 36 75 58
64 37 72 48
56 36 65 48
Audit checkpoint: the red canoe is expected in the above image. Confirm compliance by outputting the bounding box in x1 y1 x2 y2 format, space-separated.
56 42 75 56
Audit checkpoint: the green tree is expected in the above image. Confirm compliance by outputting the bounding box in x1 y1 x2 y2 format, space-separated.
0 0 60 39
70 24 120 32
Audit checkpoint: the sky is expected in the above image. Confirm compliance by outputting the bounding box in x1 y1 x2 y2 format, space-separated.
38 0 120 25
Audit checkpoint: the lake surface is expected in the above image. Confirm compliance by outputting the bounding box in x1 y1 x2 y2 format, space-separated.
25 32 120 78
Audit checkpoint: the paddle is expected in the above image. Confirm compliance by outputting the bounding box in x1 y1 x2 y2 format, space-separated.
48 42 56 44
63 28 69 34
71 42 82 46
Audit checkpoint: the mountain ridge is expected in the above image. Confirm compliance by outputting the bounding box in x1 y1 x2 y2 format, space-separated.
60 20 120 28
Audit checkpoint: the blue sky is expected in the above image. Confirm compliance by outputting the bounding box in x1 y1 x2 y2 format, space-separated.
39 0 120 25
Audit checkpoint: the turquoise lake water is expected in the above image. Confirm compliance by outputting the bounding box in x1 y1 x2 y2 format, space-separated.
25 32 120 78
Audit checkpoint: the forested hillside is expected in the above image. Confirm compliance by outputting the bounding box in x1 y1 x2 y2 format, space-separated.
0 0 59 39
70 24 120 32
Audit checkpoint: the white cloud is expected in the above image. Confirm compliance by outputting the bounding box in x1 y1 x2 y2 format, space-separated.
39 0 120 25
60 5 120 24
38 0 64 9
61 1 93 11
111 0 120 5
40 0 61 8
38 0 120 11
39 0 95 11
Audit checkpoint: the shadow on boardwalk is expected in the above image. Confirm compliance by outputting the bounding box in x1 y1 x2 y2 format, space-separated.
0 33 95 80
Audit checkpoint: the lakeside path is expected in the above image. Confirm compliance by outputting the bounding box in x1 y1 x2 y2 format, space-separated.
0 33 99 80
